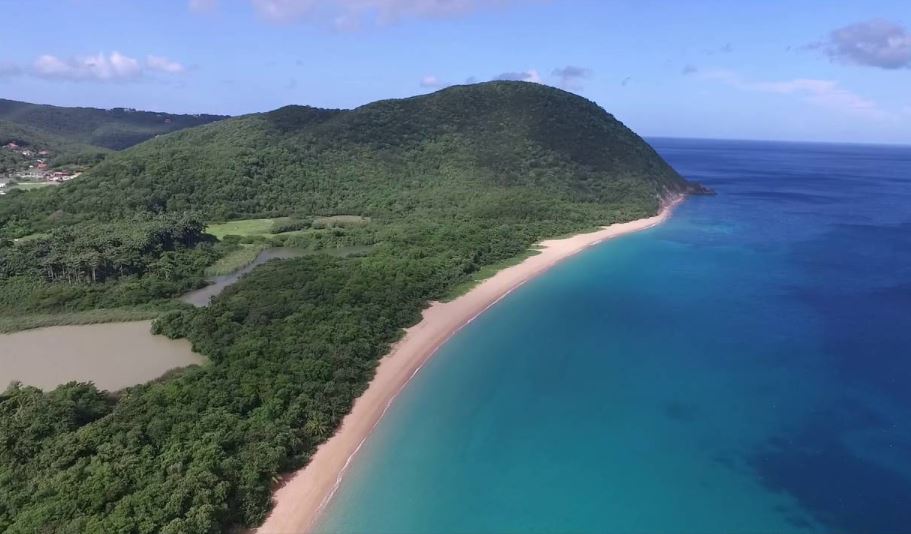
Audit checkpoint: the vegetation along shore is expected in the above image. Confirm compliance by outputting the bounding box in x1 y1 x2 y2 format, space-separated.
258 196 683 533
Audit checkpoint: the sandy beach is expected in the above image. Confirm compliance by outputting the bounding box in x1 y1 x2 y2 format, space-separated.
257 196 683 534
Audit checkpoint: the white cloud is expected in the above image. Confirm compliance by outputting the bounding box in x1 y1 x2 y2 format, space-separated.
247 0 514 28
752 79 880 116
189 0 218 12
252 0 478 26
820 19 911 70
147 55 186 74
32 51 142 81
699 69 888 120
2 52 186 83
492 69 542 83
108 53 142 78
250 0 311 22
419 74 447 88
33 55 74 78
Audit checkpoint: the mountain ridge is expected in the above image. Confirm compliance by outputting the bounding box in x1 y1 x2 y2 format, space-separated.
0 98 227 150
0 81 705 233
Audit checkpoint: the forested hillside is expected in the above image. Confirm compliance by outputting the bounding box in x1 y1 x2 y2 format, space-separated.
0 99 225 175
0 119 109 172
0 82 707 533
0 81 698 232
0 98 225 150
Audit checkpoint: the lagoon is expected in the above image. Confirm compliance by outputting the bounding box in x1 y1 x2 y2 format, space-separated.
0 321 204 391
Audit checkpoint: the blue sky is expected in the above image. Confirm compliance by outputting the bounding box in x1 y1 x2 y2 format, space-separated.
1 0 909 144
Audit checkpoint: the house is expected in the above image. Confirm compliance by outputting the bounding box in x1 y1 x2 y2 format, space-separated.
38 150 49 156
3 142 19 150
21 149 33 157
49 171 77 182
16 169 46 180
37 162 49 170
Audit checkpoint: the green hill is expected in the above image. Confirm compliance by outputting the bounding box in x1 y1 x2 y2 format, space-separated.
0 99 225 175
0 98 226 150
0 82 707 533
0 81 700 230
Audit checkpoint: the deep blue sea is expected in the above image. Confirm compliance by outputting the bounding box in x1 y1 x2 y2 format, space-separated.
317 139 911 534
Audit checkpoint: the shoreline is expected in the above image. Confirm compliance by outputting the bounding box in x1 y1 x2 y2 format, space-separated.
256 195 684 534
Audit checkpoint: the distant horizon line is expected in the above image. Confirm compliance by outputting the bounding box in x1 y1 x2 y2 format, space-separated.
646 135 911 149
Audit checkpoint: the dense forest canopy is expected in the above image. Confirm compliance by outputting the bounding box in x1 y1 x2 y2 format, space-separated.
0 214 219 320
1 214 208 283
0 81 707 533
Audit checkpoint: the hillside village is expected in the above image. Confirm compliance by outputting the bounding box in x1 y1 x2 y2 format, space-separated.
0 141 81 194
0 98 228 198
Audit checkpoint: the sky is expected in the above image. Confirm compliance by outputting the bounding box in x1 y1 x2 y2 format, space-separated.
1 0 909 144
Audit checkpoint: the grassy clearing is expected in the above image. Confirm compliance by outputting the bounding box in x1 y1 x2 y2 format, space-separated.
204 244 267 276
13 232 50 243
441 248 541 302
205 218 288 239
0 307 164 334
206 215 370 240
11 182 56 191
313 215 370 227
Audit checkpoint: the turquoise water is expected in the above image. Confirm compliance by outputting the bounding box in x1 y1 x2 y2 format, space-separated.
317 139 911 533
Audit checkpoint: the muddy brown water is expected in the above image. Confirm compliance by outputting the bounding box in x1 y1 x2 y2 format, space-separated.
2 246 375 392
0 321 205 391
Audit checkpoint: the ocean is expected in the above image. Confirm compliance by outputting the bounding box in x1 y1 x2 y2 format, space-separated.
316 139 911 533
